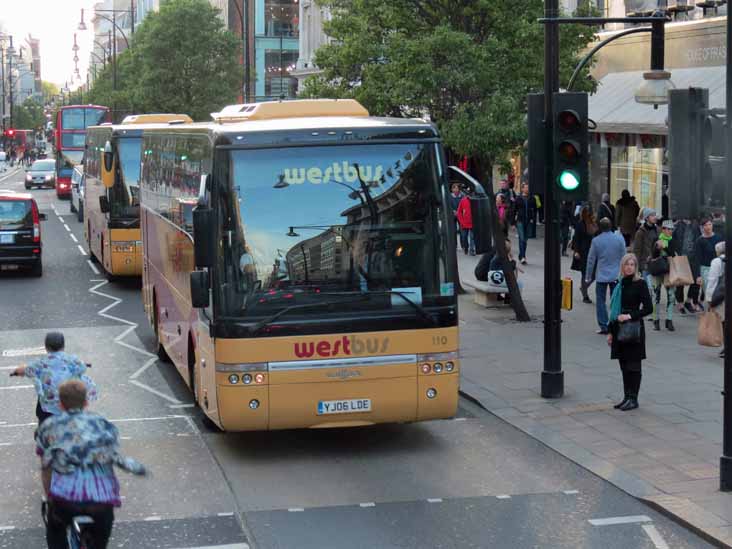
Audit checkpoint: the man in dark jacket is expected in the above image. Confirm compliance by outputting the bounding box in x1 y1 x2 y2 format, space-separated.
514 183 535 265
597 193 616 231
448 182 466 253
632 208 658 288
616 190 640 246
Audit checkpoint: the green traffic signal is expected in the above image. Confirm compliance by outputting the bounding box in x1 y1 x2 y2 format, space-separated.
558 170 580 191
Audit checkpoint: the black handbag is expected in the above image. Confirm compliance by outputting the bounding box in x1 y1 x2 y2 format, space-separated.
647 255 669 276
617 319 641 344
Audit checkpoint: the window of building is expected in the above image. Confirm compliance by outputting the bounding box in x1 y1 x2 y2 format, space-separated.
265 0 299 37
264 49 298 98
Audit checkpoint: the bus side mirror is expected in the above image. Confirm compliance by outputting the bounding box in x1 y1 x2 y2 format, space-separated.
190 270 210 308
99 195 110 214
193 207 214 268
101 141 114 188
469 195 493 255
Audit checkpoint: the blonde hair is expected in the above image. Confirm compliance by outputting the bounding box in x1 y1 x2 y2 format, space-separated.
619 253 641 281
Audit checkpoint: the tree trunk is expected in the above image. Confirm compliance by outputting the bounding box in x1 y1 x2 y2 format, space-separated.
474 158 530 322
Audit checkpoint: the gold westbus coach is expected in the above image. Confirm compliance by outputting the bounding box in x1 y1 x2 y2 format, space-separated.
84 114 192 279
140 100 464 431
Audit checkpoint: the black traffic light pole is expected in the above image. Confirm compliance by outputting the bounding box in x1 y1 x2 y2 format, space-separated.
540 12 668 398
720 6 732 492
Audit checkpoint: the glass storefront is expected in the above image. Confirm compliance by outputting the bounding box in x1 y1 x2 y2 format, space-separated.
608 146 665 213
265 0 299 37
265 49 299 97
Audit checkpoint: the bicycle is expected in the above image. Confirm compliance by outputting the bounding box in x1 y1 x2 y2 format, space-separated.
42 499 96 549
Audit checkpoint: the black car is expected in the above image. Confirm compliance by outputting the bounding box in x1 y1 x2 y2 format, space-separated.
0 191 46 276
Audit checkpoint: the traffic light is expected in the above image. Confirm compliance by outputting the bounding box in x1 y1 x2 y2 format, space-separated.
552 92 588 202
527 93 546 196
702 111 726 211
668 88 708 219
4 128 15 138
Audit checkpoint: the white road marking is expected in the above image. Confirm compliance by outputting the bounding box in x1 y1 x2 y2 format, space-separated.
87 260 100 275
0 365 20 371
88 281 181 405
427 498 443 503
0 443 12 446
288 508 305 512
2 346 45 357
63 224 71 232
169 545 249 549
0 526 15 531
563 490 579 495
359 502 375 508
0 385 33 390
168 403 195 409
642 524 670 549
69 234 78 243
176 433 191 437
77 244 87 255
453 417 468 421
496 495 511 499
589 515 652 526
217 512 235 517
143 516 162 521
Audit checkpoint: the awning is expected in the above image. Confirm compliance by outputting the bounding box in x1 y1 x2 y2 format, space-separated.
589 65 726 135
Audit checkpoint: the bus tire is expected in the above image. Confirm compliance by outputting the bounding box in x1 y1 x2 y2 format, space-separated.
153 295 170 362
187 341 198 403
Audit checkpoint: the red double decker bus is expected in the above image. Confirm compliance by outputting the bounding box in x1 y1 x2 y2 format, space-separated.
54 105 111 198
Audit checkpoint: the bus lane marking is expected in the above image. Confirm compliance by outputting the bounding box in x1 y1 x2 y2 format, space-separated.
359 502 375 508
77 245 87 255
88 280 182 405
69 234 78 243
589 515 651 526
2 346 46 357
63 223 71 232
427 498 443 503
87 259 101 275
641 525 669 549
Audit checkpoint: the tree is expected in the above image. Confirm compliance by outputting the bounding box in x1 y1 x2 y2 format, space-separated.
86 0 241 121
303 0 597 321
41 81 59 105
13 98 45 130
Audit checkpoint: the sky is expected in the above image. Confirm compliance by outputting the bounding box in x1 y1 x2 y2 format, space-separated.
0 0 99 88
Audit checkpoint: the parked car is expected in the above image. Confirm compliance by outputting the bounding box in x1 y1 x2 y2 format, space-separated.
0 190 46 276
70 166 85 222
25 159 56 190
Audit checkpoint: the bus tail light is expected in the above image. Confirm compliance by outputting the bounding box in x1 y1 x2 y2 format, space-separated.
421 363 431 374
255 373 265 384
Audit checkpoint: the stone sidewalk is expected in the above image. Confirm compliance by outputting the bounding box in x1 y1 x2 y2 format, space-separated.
457 229 732 547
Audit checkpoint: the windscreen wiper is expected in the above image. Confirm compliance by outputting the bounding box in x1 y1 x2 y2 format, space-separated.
319 290 438 327
246 296 371 336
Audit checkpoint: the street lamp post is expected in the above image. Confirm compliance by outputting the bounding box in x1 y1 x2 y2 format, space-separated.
7 36 15 129
231 0 252 103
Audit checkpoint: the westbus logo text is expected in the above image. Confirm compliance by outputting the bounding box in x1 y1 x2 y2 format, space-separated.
283 162 384 186
294 336 390 358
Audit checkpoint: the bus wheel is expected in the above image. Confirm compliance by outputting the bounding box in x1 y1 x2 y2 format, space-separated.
153 296 170 362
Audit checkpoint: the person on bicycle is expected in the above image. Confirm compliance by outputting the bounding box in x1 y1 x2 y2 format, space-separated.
12 332 97 427
37 379 147 549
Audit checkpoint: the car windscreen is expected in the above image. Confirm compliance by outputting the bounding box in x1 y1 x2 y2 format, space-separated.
0 200 31 229
31 161 55 172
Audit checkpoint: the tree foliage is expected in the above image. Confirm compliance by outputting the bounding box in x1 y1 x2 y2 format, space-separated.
303 0 598 175
87 0 241 121
13 98 46 130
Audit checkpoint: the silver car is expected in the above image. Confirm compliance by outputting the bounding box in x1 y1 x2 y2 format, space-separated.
25 159 56 190
70 166 85 222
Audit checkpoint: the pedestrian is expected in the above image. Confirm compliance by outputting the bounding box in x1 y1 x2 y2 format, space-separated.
560 201 573 257
456 188 475 256
673 218 703 314
586 217 626 334
631 208 659 294
649 219 679 331
11 332 98 428
37 379 147 549
495 193 510 237
693 218 722 298
570 205 598 304
597 193 616 231
497 179 516 220
615 190 640 247
706 241 726 359
514 183 536 265
607 253 653 411
448 182 467 253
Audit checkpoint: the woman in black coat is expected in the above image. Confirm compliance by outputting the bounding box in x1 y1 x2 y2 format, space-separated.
607 253 654 411
571 205 597 303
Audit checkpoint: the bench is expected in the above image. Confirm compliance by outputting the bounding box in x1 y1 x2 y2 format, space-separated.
463 274 510 307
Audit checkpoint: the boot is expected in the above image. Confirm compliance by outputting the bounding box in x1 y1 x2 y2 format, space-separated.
614 397 629 409
665 319 675 332
619 398 638 411
653 319 660 331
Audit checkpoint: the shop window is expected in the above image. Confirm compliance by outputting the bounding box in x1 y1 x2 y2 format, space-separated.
265 49 299 97
609 146 664 212
265 0 300 37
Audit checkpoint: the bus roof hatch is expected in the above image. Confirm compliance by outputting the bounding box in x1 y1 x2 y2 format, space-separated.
210 99 369 124
121 113 193 125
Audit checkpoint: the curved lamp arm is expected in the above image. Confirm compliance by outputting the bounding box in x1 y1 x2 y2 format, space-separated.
93 13 130 49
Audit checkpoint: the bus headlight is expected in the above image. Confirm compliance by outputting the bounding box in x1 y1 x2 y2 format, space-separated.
445 362 455 372
242 374 252 384
433 362 443 373
426 388 437 399
228 374 239 384
249 399 260 410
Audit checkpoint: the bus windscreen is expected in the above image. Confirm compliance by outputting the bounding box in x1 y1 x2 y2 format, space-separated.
61 108 108 130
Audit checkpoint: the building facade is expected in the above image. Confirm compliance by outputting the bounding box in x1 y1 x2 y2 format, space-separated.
588 1 727 217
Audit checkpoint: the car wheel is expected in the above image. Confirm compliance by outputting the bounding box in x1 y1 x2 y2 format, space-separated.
30 260 42 277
